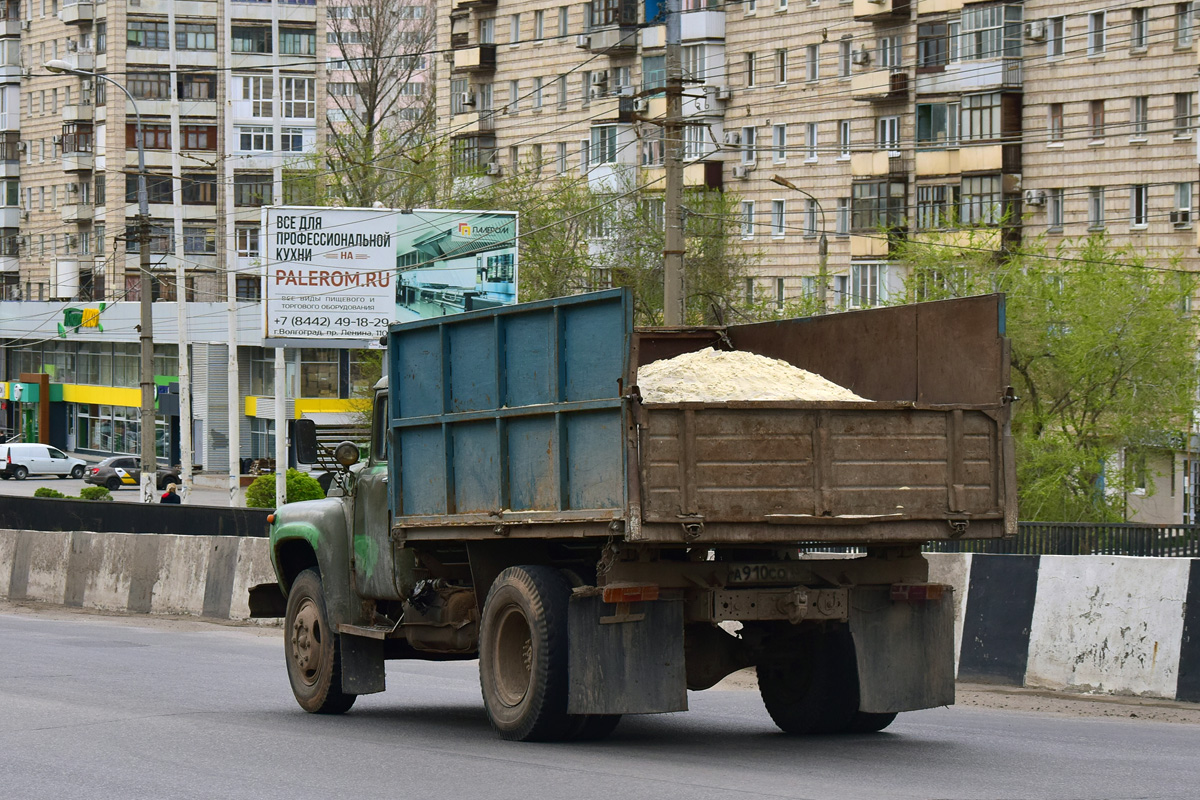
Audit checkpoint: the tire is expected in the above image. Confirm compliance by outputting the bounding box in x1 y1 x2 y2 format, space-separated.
757 629 856 735
284 568 357 714
12 465 27 480
105 477 121 491
566 713 622 741
847 711 898 733
825 627 897 735
70 465 85 479
479 565 573 742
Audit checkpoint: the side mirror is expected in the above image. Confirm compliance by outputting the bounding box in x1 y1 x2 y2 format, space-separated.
294 419 319 464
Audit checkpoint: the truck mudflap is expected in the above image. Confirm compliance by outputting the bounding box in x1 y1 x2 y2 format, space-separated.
567 593 688 716
850 585 956 714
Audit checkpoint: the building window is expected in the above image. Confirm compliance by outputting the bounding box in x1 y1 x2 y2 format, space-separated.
805 123 818 161
741 200 754 237
917 22 948 67
179 73 216 100
280 27 317 55
916 102 959 147
805 44 819 82
238 126 273 152
1130 96 1149 137
960 174 1003 224
771 199 785 237
836 197 850 234
177 22 216 50
281 128 307 152
838 119 851 157
961 92 1001 141
534 9 545 39
241 76 273 117
916 184 959 229
128 72 171 100
236 227 260 257
183 125 217 151
234 173 273 207
182 173 216 205
1048 103 1064 141
237 276 262 301
125 174 173 204
590 125 617 165
533 76 543 108
478 17 494 43
851 181 905 230
682 44 707 82
509 13 520 43
128 123 169 150
1178 2 1195 46
1088 12 1106 55
1047 16 1064 58
803 198 818 236
1131 8 1148 49
839 39 852 77
283 78 316 118
249 419 275 459
1047 188 1064 230
1175 93 1194 136
772 123 786 162
301 348 340 398
775 48 787 83
876 115 899 152
850 263 886 308
1087 186 1105 230
1088 99 1105 140
741 126 756 163
183 226 216 253
556 142 567 173
1176 182 1193 222
231 26 272 53
959 5 1022 60
877 35 901 68
746 52 756 87
1131 185 1149 227
559 6 569 36
127 19 170 49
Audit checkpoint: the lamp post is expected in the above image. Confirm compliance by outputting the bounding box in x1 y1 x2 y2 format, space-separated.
771 174 829 314
46 60 158 502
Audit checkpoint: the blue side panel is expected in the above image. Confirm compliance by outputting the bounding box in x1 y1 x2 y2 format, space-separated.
388 288 631 519
507 416 559 511
563 301 628 402
397 327 443 418
565 410 624 509
452 420 501 513
399 427 446 515
448 319 498 413
505 311 555 408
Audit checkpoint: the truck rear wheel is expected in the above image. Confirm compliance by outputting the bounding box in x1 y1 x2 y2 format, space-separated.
284 568 357 715
826 627 898 734
757 629 856 735
479 565 573 741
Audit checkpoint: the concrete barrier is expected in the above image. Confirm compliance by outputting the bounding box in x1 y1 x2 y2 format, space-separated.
0 529 274 620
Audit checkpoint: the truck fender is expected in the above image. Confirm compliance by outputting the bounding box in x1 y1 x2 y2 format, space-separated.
270 497 362 628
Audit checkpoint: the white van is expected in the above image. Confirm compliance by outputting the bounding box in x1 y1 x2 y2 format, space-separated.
0 444 88 480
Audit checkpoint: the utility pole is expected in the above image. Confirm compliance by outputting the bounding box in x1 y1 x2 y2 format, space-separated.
662 0 685 326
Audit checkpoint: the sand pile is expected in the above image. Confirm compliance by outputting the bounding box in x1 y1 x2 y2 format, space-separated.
637 349 866 403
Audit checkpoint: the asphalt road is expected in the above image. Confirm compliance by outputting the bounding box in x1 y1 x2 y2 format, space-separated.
3 609 1199 800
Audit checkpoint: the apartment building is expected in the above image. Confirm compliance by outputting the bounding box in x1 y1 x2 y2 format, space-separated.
9 0 326 303
437 0 1199 299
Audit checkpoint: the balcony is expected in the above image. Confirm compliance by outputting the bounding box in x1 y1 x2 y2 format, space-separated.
453 0 496 10
959 143 1021 174
0 19 20 36
641 162 714 188
581 26 638 56
853 0 910 20
451 44 497 74
915 149 960 176
450 109 496 135
851 150 907 177
62 103 93 123
681 10 724 41
0 206 18 228
62 203 93 223
915 58 1022 94
590 94 636 123
851 70 908 101
61 49 94 71
58 0 93 24
850 235 890 257
62 151 93 172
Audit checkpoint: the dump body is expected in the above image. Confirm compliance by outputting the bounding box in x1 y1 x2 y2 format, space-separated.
386 288 1014 546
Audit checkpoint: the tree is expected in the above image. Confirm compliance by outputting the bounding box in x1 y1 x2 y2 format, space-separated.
246 469 326 508
893 231 1199 521
323 0 439 208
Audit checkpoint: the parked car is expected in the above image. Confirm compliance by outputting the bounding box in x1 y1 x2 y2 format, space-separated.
0 443 88 480
83 456 180 491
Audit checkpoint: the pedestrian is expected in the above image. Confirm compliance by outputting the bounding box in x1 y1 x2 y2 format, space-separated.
160 483 181 504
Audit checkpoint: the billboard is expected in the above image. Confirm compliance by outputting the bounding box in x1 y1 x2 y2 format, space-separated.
262 206 518 342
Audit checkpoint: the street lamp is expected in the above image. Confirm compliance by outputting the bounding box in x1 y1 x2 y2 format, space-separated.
771 174 829 315
46 59 158 503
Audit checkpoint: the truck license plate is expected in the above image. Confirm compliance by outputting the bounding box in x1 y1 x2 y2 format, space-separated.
726 563 805 585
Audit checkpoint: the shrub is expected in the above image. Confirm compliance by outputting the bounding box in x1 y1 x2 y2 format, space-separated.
79 486 113 502
33 487 65 498
245 469 326 509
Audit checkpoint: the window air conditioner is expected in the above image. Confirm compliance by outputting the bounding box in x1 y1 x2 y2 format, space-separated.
588 85 605 99
16 140 26 152
67 183 79 194
1023 189 1045 206
20 210 28 221
590 71 608 86
1025 20 1046 41
576 34 591 48
51 135 63 145
851 48 871 66
723 130 741 146
20 19 29 30
485 162 501 176
1171 209 1192 226
633 98 649 112
716 86 732 101
459 91 476 107
732 164 751 179
66 40 78 52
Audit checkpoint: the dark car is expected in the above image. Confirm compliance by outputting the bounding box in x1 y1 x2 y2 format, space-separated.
84 456 180 491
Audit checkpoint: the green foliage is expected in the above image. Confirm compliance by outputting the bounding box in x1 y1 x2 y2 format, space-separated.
246 469 326 509
892 231 1199 521
33 487 65 498
79 486 113 502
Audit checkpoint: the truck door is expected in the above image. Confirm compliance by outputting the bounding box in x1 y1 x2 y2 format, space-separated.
351 390 411 601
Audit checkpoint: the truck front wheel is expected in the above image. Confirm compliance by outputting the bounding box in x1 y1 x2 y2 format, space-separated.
284 568 357 715
479 565 573 741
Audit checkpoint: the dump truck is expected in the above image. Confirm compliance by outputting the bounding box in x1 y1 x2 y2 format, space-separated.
250 288 1015 741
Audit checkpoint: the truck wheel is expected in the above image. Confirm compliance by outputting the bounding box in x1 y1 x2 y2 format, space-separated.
758 629 855 735
566 714 622 741
825 627 897 734
284 568 357 715
479 565 573 741
847 711 898 733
